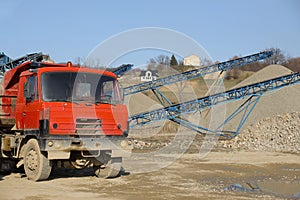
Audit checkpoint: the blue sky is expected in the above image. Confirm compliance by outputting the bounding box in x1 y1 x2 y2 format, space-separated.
1 0 300 66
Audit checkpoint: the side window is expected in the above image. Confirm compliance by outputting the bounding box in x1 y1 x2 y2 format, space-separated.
103 81 114 97
24 76 38 101
117 81 124 103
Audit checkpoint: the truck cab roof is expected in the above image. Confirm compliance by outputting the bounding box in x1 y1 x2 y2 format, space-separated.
3 61 117 89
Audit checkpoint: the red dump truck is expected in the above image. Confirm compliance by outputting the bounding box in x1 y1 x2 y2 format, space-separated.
0 61 132 181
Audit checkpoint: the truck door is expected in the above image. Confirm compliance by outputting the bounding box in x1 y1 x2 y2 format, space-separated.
22 76 39 130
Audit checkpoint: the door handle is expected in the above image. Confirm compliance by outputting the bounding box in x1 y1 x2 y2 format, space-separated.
22 112 26 116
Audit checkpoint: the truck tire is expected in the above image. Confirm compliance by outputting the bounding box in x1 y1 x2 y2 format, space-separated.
24 139 52 181
94 157 122 178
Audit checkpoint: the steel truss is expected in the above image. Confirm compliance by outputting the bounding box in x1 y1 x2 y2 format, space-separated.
129 72 300 138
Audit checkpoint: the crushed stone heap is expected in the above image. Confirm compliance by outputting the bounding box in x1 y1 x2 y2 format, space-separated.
219 112 300 153
222 64 300 133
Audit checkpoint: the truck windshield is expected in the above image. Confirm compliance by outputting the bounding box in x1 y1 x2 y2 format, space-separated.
41 72 123 104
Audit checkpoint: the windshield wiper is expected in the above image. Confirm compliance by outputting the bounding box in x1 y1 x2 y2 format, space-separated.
47 99 72 102
95 100 111 105
95 100 121 105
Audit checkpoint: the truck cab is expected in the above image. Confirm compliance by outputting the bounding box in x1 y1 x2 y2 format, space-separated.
0 61 132 181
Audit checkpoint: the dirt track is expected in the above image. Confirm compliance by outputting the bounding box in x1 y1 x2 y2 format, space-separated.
1 151 299 200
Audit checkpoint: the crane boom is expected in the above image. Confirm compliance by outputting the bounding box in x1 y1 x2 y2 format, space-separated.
0 52 46 72
124 51 274 96
111 64 133 76
0 52 12 66
129 72 300 128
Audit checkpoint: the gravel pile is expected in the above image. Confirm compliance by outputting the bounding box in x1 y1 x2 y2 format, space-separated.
217 65 300 153
218 112 300 153
128 65 300 153
223 65 300 133
131 112 300 154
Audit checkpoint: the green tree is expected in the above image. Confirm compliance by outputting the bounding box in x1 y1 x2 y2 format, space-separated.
170 54 178 66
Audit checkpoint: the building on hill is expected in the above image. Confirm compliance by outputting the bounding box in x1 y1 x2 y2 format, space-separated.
183 54 200 66
140 70 158 82
183 54 220 80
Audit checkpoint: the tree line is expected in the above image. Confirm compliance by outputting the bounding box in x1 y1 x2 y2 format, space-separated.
238 48 299 72
146 47 300 80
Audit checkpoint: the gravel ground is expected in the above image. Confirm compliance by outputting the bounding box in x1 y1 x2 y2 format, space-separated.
1 152 300 200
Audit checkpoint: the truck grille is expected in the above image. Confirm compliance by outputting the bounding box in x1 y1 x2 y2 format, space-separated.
76 118 102 135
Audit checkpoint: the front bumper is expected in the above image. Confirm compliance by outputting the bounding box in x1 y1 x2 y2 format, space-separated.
42 136 132 160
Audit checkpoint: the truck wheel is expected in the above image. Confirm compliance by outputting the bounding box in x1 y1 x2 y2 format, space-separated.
94 157 122 178
24 139 52 181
